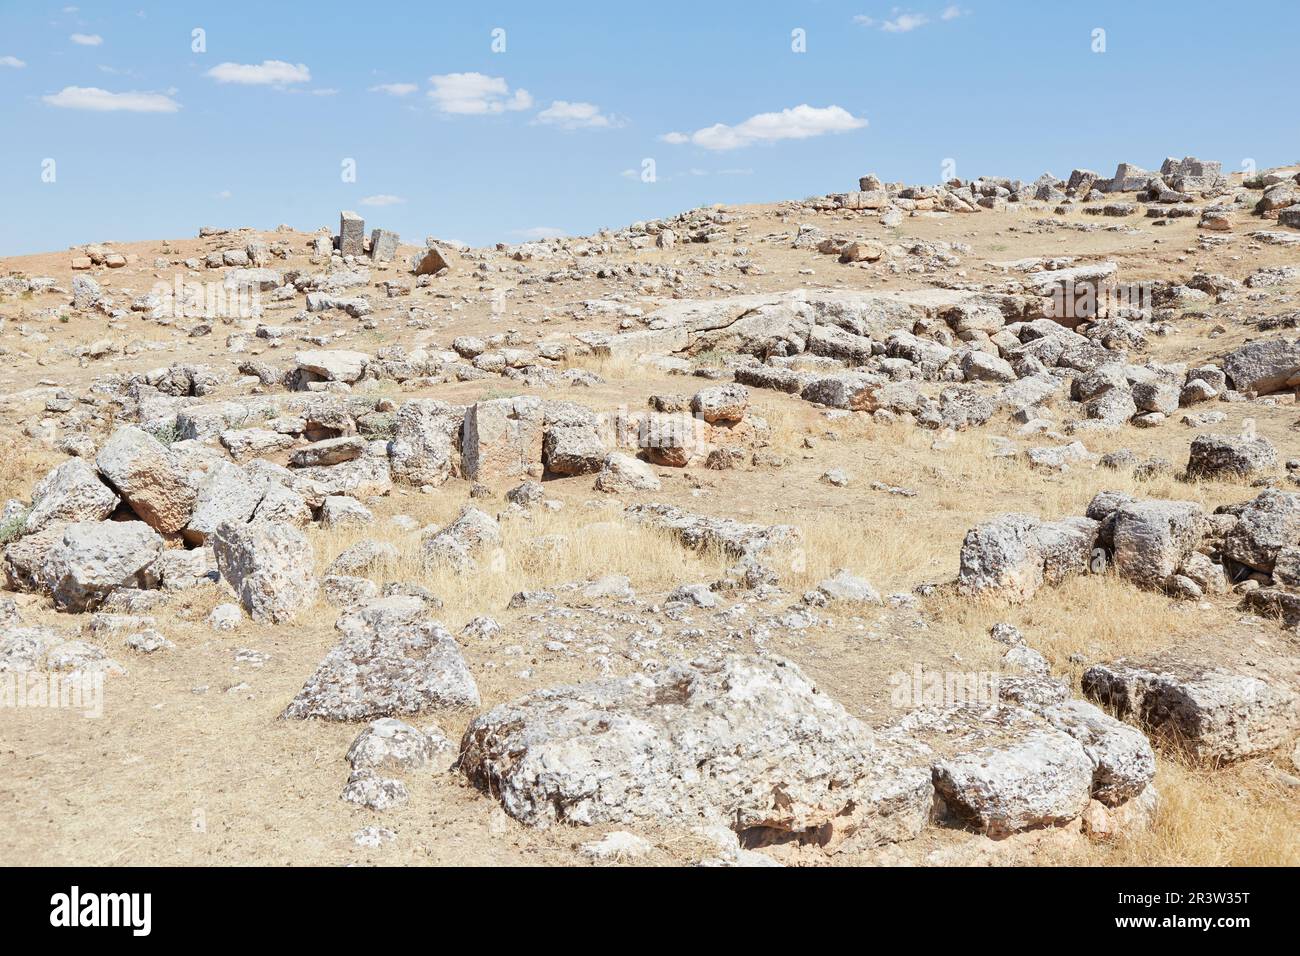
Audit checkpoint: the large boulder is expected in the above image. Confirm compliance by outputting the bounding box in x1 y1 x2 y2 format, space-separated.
543 424 608 476
183 461 266 545
593 453 661 493
419 506 501 572
24 459 119 534
624 503 795 560
96 426 197 534
35 521 163 612
1111 499 1204 589
461 396 543 482
459 655 932 847
957 513 1044 601
283 596 479 719
932 728 1095 837
1220 338 1300 395
212 520 318 624
294 349 369 384
1083 661 1300 762
1186 434 1277 480
387 399 463 487
1219 489 1300 573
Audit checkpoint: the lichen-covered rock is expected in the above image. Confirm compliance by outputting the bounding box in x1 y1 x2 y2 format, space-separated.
419 506 500 572
387 399 463 488
1111 499 1204 589
24 458 119 534
35 521 164 612
346 718 448 772
212 520 318 624
461 396 543 482
1186 434 1278 480
459 655 932 847
1037 699 1156 806
1082 660 1300 761
96 426 197 534
932 728 1093 837
283 596 479 720
593 452 661 493
543 424 607 476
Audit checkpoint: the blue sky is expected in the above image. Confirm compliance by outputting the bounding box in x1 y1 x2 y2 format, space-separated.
1 0 1296 256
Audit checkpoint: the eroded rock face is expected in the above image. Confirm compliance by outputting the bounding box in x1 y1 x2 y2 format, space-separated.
95 426 197 534
24 458 119 534
387 399 464 488
212 520 318 624
1111 499 1204 589
957 513 1044 601
624 503 796 559
35 521 164 612
1220 489 1300 573
593 452 660 493
1186 434 1278 480
1083 661 1300 762
459 655 933 847
461 396 543 482
283 596 479 720
933 728 1094 837
1220 338 1300 394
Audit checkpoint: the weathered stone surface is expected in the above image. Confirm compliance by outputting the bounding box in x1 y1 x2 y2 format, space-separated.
543 424 607 476
24 459 119 534
1038 699 1156 806
96 426 197 534
691 384 749 424
459 655 932 846
346 717 447 771
593 452 661 493
420 506 501 571
283 596 479 720
461 396 543 482
1186 434 1277 480
1111 499 1204 589
295 349 369 384
1220 490 1300 573
35 521 164 612
1220 338 1300 395
932 728 1093 837
625 503 796 559
338 210 365 257
212 520 318 624
958 513 1045 601
1083 661 1300 761
387 399 463 487
184 461 266 545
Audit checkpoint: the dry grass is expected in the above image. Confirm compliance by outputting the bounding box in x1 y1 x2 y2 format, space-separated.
1059 755 1300 867
308 498 730 629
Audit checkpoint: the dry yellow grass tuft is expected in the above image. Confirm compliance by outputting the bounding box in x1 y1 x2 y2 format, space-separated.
308 500 730 629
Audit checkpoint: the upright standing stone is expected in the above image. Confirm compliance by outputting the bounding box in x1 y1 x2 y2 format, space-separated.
369 229 400 263
339 211 365 258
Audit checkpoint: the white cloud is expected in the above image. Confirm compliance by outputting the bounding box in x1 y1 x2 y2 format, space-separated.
941 5 964 20
369 82 418 97
310 88 338 96
534 100 619 129
852 15 876 26
427 72 532 115
0 55 26 69
665 104 866 151
70 33 103 46
206 60 311 86
359 194 405 207
215 190 232 200
42 85 180 112
510 226 567 240
660 131 690 145
881 12 930 32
